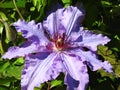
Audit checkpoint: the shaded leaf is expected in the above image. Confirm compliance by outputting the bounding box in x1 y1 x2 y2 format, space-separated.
97 45 116 64
4 22 17 42
98 69 114 79
0 77 16 87
0 12 8 21
0 40 4 55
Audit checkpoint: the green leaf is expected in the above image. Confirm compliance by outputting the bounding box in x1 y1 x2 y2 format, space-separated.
32 0 47 11
0 12 8 21
101 1 112 7
5 65 23 80
13 57 24 65
30 7 36 12
97 45 116 64
94 78 114 90
0 61 10 73
0 86 8 90
114 35 120 40
4 22 17 42
50 80 63 89
62 0 71 4
0 40 4 55
110 5 120 16
34 83 46 90
62 0 72 6
0 0 26 8
97 45 120 77
98 69 114 79
114 61 120 77
0 77 15 87
0 23 4 34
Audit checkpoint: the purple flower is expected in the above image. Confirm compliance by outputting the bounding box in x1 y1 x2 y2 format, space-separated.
2 6 112 90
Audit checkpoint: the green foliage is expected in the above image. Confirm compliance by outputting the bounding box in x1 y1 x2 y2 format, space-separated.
0 0 120 90
0 0 26 8
101 0 112 7
31 0 47 11
97 45 120 77
50 80 63 89
62 0 72 7
97 45 116 64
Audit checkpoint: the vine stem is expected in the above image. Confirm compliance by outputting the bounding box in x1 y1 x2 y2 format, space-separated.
13 0 24 20
0 18 5 54
47 82 50 90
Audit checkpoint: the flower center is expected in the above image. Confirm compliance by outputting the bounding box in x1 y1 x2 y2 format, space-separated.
45 32 70 51
55 38 64 51
52 33 67 51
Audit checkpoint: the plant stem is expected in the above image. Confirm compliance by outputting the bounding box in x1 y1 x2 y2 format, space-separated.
47 82 50 90
13 0 24 20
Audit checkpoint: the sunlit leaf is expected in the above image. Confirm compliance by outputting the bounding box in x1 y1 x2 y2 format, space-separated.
114 35 120 40
34 83 46 90
50 80 63 89
31 0 47 11
0 0 26 8
62 0 72 7
98 69 115 79
30 7 36 12
0 23 4 34
13 57 24 65
5 65 23 80
101 1 112 7
114 61 120 77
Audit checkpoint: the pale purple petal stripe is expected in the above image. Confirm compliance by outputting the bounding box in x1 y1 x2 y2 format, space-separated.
2 42 37 59
13 20 49 45
43 6 84 37
62 53 89 90
69 27 110 52
23 53 58 90
75 50 113 72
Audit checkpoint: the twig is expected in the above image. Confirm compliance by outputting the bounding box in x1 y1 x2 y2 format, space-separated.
47 82 50 90
13 0 24 20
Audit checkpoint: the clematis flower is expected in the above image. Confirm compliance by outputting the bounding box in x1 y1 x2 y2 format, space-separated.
2 6 112 90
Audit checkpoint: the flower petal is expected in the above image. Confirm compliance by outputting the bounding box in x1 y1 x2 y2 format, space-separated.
13 20 49 45
73 29 110 51
2 42 38 59
21 52 59 90
58 6 84 36
61 53 89 90
43 6 84 37
76 50 113 72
